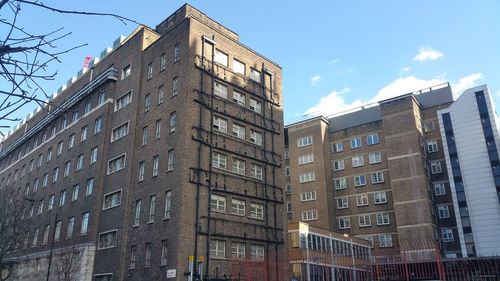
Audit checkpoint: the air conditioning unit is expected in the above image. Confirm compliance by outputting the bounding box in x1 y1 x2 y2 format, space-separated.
112 35 126 48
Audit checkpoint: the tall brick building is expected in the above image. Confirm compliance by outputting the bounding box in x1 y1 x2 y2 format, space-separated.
0 4 287 281
284 84 500 260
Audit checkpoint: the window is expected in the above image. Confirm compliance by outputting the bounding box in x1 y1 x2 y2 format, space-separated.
134 200 141 226
121 64 131 79
164 191 172 219
129 245 137 269
103 190 121 210
86 178 94 196
376 212 390 225
59 190 66 206
158 85 165 105
301 210 318 221
354 175 367 187
84 101 91 114
37 154 43 167
144 94 151 112
107 154 126 174
147 62 153 80
334 178 347 190
148 195 156 222
249 98 262 114
90 147 98 164
232 123 245 139
43 225 50 245
32 228 39 247
357 194 369 206
249 68 261 82
172 76 178 97
67 217 75 238
142 127 148 145
61 115 67 129
424 120 435 132
48 195 54 210
29 159 35 171
427 140 438 153
37 200 44 215
94 117 103 134
161 240 168 265
72 111 79 123
287 203 292 213
296 136 314 148
250 164 263 180
52 167 59 182
231 199 245 216
333 160 345 171
369 152 382 164
232 242 246 259
373 192 387 204
214 82 228 99
72 185 79 201
152 155 159 177
442 229 454 242
336 197 348 209
174 43 180 62
285 166 290 176
212 152 227 170
232 158 245 175
211 195 226 212
64 161 71 177
250 245 265 261
210 240 225 258
68 134 75 148
233 59 245 75
379 234 393 247
430 161 442 174
29 204 35 217
371 172 384 184
249 203 265 220
138 161 145 182
54 221 62 242
233 91 245 106
298 154 314 165
98 230 117 249
169 112 176 132
332 142 344 153
250 130 262 146
352 156 364 167
438 206 450 218
367 134 379 145
57 141 63 155
47 148 52 162
81 212 89 234
111 122 129 142
338 217 350 229
285 185 292 194
155 120 161 139
213 116 227 133
350 137 362 148
214 49 228 66
81 126 88 142
33 178 39 191
434 183 446 196
359 215 371 227
160 53 166 71
300 191 317 202
167 150 174 171
115 90 132 111
299 172 315 183
76 154 84 171
43 173 49 187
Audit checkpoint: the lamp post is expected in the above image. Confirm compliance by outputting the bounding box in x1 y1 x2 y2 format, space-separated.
45 210 58 281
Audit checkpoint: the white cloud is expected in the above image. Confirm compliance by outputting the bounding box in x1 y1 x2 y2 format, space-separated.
329 58 340 64
371 76 445 103
304 88 364 116
451 73 483 97
310 75 322 86
413 46 444 62
400 66 410 73
496 89 500 97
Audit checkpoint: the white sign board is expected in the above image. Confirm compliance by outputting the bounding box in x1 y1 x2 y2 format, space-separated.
166 269 177 278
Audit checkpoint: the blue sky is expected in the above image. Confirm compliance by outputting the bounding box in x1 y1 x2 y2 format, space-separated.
4 0 500 130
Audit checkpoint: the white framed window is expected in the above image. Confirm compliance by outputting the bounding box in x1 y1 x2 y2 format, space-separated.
367 134 379 145
172 76 179 96
211 195 226 212
232 158 245 175
300 191 317 202
332 142 343 153
68 134 75 149
250 203 264 220
133 200 141 226
350 137 362 149
121 64 131 80
424 120 435 132
167 150 174 171
438 205 450 218
76 154 84 171
250 164 263 180
354 175 366 187
334 178 347 190
371 172 384 184
336 197 348 209
369 152 382 164
174 43 180 62
233 91 245 106
56 141 63 156
107 154 126 174
148 195 156 222
103 190 121 210
111 121 129 142
285 185 292 194
356 194 369 206
287 203 292 213
52 167 59 182
333 160 345 171
48 195 54 210
64 161 71 177
373 192 387 204
158 85 165 105
379 234 393 247
169 112 176 133
94 117 103 134
301 209 318 221
86 178 94 196
214 82 228 99
231 199 245 216
212 152 227 170
72 111 79 123
359 215 371 227
376 212 390 225
130 245 137 269
90 147 98 164
161 240 168 265
54 221 62 242
250 245 265 261
338 217 351 229
160 53 166 72
81 126 88 142
59 190 66 206
434 183 446 196
250 130 262 146
147 62 153 80
81 212 89 234
43 173 49 187
214 49 228 67
442 229 454 242
144 94 151 112
98 230 117 250
249 68 261 82
67 217 74 238
233 59 245 75
115 90 132 111
72 185 79 202
32 228 39 247
352 156 364 167
37 200 44 215
299 172 315 183
142 127 148 145
232 123 246 139
249 98 262 114
47 148 52 162
232 242 246 259
213 116 227 133
297 136 313 147
152 155 159 177
37 153 43 167
430 161 442 174
210 240 225 259
427 140 438 153
164 191 172 219
155 120 162 139
298 154 314 165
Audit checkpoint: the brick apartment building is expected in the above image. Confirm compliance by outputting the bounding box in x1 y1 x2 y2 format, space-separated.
0 4 287 281
284 84 500 260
